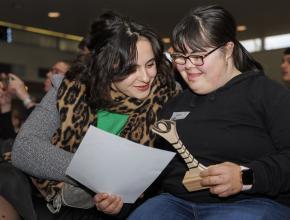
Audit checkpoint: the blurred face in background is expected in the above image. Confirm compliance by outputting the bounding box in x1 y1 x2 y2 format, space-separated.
281 53 290 83
44 61 70 92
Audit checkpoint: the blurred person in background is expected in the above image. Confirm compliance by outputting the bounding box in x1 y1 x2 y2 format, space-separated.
0 73 35 142
43 60 70 92
281 47 290 86
0 73 37 220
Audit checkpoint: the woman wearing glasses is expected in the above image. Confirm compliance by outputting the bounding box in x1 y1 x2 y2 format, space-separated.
129 5 290 220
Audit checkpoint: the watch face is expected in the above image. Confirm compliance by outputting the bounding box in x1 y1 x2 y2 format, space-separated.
242 169 253 185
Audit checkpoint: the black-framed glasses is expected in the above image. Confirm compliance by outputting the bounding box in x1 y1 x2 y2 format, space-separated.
171 44 225 66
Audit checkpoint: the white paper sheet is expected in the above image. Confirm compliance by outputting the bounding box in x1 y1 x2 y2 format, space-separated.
66 125 175 203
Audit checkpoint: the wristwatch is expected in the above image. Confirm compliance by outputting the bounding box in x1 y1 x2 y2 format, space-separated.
241 168 254 185
240 166 254 191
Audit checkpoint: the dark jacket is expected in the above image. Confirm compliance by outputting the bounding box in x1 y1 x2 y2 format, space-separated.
158 71 290 207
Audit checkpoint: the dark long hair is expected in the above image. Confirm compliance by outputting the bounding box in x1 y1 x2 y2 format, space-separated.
66 11 172 109
172 5 263 72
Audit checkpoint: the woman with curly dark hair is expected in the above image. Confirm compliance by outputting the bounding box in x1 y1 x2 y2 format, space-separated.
8 11 179 220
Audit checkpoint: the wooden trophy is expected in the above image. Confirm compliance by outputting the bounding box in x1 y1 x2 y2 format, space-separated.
152 120 208 192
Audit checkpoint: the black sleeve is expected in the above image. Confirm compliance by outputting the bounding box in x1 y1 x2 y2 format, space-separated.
246 79 290 196
0 111 16 139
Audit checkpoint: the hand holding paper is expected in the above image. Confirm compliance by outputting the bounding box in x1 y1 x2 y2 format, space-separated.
66 125 175 203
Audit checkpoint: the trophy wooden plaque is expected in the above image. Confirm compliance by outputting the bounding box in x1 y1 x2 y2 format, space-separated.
152 120 208 192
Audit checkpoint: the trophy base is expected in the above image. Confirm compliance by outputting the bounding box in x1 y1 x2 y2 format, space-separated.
182 169 208 192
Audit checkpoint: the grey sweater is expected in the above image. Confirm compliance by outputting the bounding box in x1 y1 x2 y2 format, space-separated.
12 76 141 217
12 75 74 183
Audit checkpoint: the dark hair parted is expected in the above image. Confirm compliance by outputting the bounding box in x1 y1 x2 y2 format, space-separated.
66 11 171 109
172 5 263 72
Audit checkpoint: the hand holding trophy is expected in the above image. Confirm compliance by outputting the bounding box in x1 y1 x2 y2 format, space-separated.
152 120 208 192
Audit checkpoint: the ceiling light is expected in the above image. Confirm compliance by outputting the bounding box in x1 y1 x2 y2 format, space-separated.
48 12 61 18
240 38 262 52
237 25 247 32
264 33 290 50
